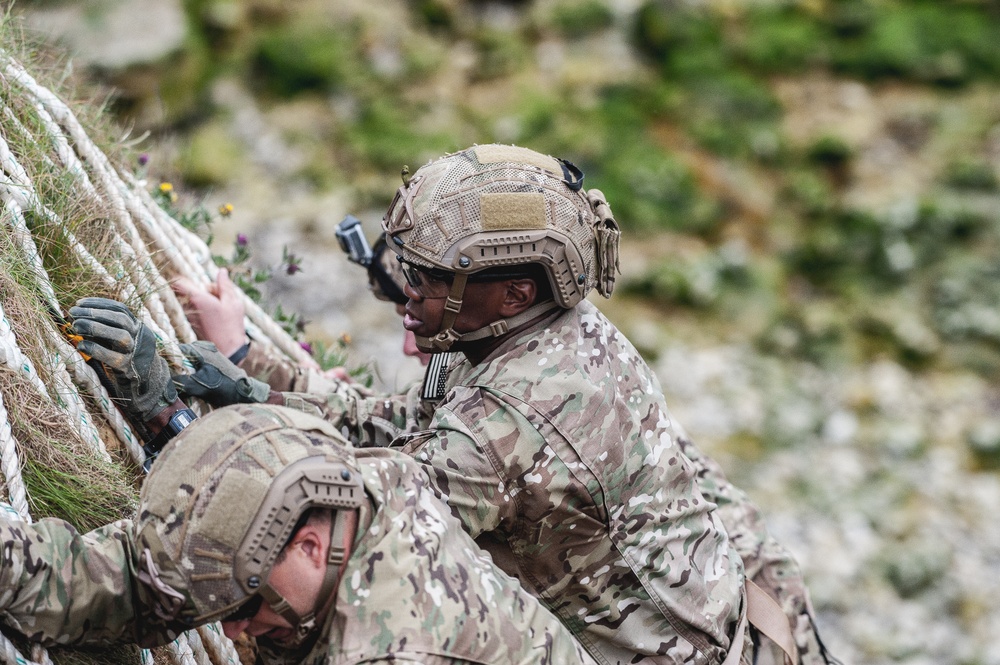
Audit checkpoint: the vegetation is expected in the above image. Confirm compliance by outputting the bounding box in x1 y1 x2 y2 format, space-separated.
18 0 998 401
7 2 1000 662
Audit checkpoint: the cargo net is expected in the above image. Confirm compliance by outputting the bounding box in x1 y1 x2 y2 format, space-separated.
0 50 314 665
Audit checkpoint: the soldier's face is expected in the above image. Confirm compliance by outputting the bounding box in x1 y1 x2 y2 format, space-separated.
220 523 329 642
395 302 430 365
402 278 509 344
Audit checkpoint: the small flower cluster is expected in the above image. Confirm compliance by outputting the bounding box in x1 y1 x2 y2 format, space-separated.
142 163 365 379
158 182 178 204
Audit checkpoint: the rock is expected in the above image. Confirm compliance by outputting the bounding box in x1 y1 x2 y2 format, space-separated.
967 418 1000 469
20 0 187 70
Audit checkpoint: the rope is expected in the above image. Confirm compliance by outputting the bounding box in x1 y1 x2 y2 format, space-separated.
0 391 30 521
0 47 329 665
0 632 41 665
183 628 214 665
0 193 109 459
125 174 318 369
0 303 51 399
7 59 190 350
197 624 242 665
166 634 200 665
30 644 54 665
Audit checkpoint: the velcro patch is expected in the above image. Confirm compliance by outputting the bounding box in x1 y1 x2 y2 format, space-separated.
474 145 561 174
481 193 547 231
199 469 267 547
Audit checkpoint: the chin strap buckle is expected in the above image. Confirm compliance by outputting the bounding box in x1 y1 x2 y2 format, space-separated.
432 329 460 352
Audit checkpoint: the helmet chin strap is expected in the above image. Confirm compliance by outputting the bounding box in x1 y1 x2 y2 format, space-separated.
255 509 354 647
414 273 559 353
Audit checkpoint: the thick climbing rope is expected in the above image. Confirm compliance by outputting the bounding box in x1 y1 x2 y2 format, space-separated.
0 392 29 521
0 50 315 665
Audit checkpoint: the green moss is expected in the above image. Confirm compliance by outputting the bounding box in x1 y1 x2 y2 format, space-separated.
548 0 614 38
784 171 837 218
413 0 455 31
179 120 245 187
942 158 999 191
828 3 1000 85
807 135 853 169
596 140 720 234
471 27 530 81
251 23 355 97
344 97 456 170
632 1 722 69
661 61 783 159
623 243 756 311
736 6 827 73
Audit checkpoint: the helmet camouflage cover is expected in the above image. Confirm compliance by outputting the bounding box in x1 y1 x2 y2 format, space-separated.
382 144 621 308
134 404 364 629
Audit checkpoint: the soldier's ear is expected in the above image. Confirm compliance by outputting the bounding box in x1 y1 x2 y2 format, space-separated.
291 524 327 569
499 278 536 317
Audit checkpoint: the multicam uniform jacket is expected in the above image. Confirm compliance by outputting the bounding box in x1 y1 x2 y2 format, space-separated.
0 451 595 665
284 301 751 665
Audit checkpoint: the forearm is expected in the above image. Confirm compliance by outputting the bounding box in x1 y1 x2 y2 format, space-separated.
278 386 413 448
239 340 314 393
0 517 143 646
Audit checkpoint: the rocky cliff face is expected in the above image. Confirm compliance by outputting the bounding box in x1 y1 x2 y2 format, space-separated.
15 1 1000 663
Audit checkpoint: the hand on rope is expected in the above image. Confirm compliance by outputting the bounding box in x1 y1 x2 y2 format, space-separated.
172 268 248 358
67 298 178 423
173 341 270 407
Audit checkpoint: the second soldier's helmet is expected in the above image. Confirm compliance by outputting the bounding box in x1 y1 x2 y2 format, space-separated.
382 144 621 351
367 234 408 306
134 404 364 641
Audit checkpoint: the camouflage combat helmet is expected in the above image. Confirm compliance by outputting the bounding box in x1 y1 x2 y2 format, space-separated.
382 144 621 352
135 404 364 643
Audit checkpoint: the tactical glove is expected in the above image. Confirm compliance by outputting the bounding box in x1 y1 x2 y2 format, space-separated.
174 340 270 406
69 297 177 422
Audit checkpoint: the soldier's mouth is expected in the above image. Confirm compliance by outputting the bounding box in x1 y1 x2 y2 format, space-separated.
403 313 423 331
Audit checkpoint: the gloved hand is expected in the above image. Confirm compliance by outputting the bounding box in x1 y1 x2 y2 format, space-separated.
173 340 270 406
68 298 177 422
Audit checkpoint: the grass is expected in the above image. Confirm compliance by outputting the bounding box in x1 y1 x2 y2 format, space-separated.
0 14 154 663
0 371 139 530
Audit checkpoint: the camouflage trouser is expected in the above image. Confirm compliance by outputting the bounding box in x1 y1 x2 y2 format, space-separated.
675 434 835 665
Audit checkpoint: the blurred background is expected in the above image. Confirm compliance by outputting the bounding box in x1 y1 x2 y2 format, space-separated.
10 0 1000 663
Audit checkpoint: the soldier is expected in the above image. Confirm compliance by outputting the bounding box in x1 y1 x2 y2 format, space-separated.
0 401 597 665
172 233 431 396
75 145 834 664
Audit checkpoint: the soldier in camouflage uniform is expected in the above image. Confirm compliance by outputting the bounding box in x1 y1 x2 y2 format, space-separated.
162 145 835 664
173 233 430 396
0 403 597 665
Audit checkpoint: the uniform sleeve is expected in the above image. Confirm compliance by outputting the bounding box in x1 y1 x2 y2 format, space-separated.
354 658 480 664
239 339 312 392
396 399 519 540
0 516 144 646
279 386 417 449
674 429 828 662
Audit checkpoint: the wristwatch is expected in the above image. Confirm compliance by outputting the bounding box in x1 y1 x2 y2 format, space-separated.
142 408 197 472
